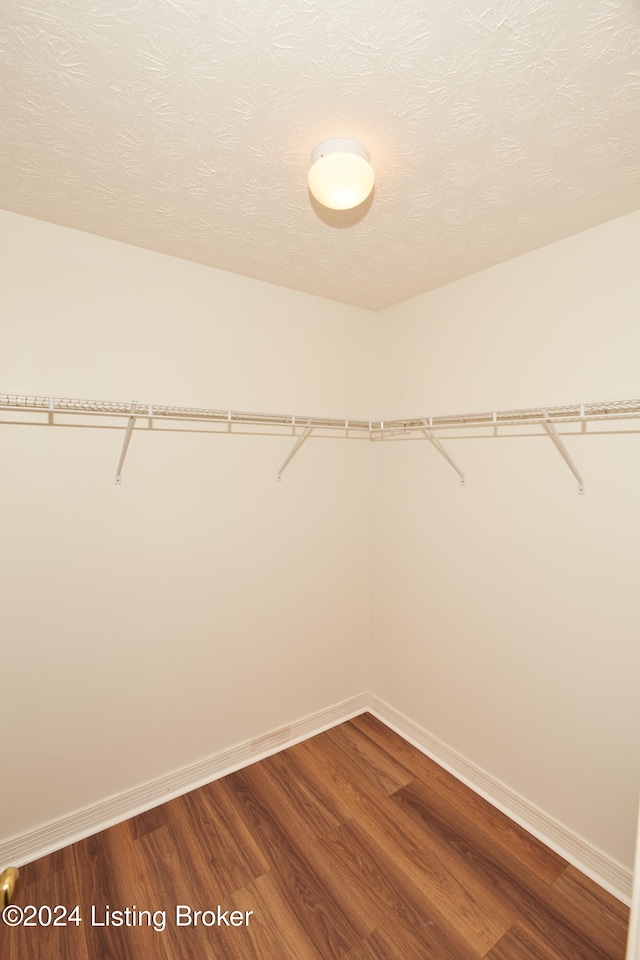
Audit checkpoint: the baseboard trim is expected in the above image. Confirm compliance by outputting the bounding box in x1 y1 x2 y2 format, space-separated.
368 694 633 905
0 692 370 869
2 690 633 907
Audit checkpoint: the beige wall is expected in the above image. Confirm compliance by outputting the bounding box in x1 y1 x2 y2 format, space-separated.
372 210 640 868
0 211 374 840
3 206 638 875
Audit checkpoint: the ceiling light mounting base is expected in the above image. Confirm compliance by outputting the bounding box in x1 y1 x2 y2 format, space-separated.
308 138 375 211
310 138 370 167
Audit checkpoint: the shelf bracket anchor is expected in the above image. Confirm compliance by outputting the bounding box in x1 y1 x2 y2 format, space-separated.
115 403 138 485
421 419 465 485
277 419 313 481
542 410 585 494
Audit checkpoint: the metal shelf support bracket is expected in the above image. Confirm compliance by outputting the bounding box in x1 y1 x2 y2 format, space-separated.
277 419 313 481
115 403 138 485
421 419 465 485
542 410 585 494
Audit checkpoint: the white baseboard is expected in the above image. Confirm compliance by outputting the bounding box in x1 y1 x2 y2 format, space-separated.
1 690 633 908
627 809 640 960
0 692 370 869
368 694 633 905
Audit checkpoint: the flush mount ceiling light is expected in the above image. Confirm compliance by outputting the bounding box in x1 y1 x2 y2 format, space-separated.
308 138 375 210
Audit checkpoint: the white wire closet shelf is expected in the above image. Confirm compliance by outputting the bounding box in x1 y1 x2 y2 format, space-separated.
2 392 640 491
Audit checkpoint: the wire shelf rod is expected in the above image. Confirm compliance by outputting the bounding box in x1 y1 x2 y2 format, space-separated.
381 399 640 433
0 395 373 432
2 393 640 435
3 391 640 490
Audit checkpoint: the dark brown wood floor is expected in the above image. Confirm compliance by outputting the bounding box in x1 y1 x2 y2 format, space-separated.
5 713 629 959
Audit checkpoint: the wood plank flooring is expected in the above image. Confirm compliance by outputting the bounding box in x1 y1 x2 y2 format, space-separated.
5 713 630 959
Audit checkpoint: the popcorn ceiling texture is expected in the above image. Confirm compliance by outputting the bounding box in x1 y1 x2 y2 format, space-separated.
1 0 639 310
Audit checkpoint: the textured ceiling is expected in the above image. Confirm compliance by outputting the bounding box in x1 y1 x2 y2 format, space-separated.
1 0 640 310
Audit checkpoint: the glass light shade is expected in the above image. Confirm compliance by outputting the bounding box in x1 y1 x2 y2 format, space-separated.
308 139 374 210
